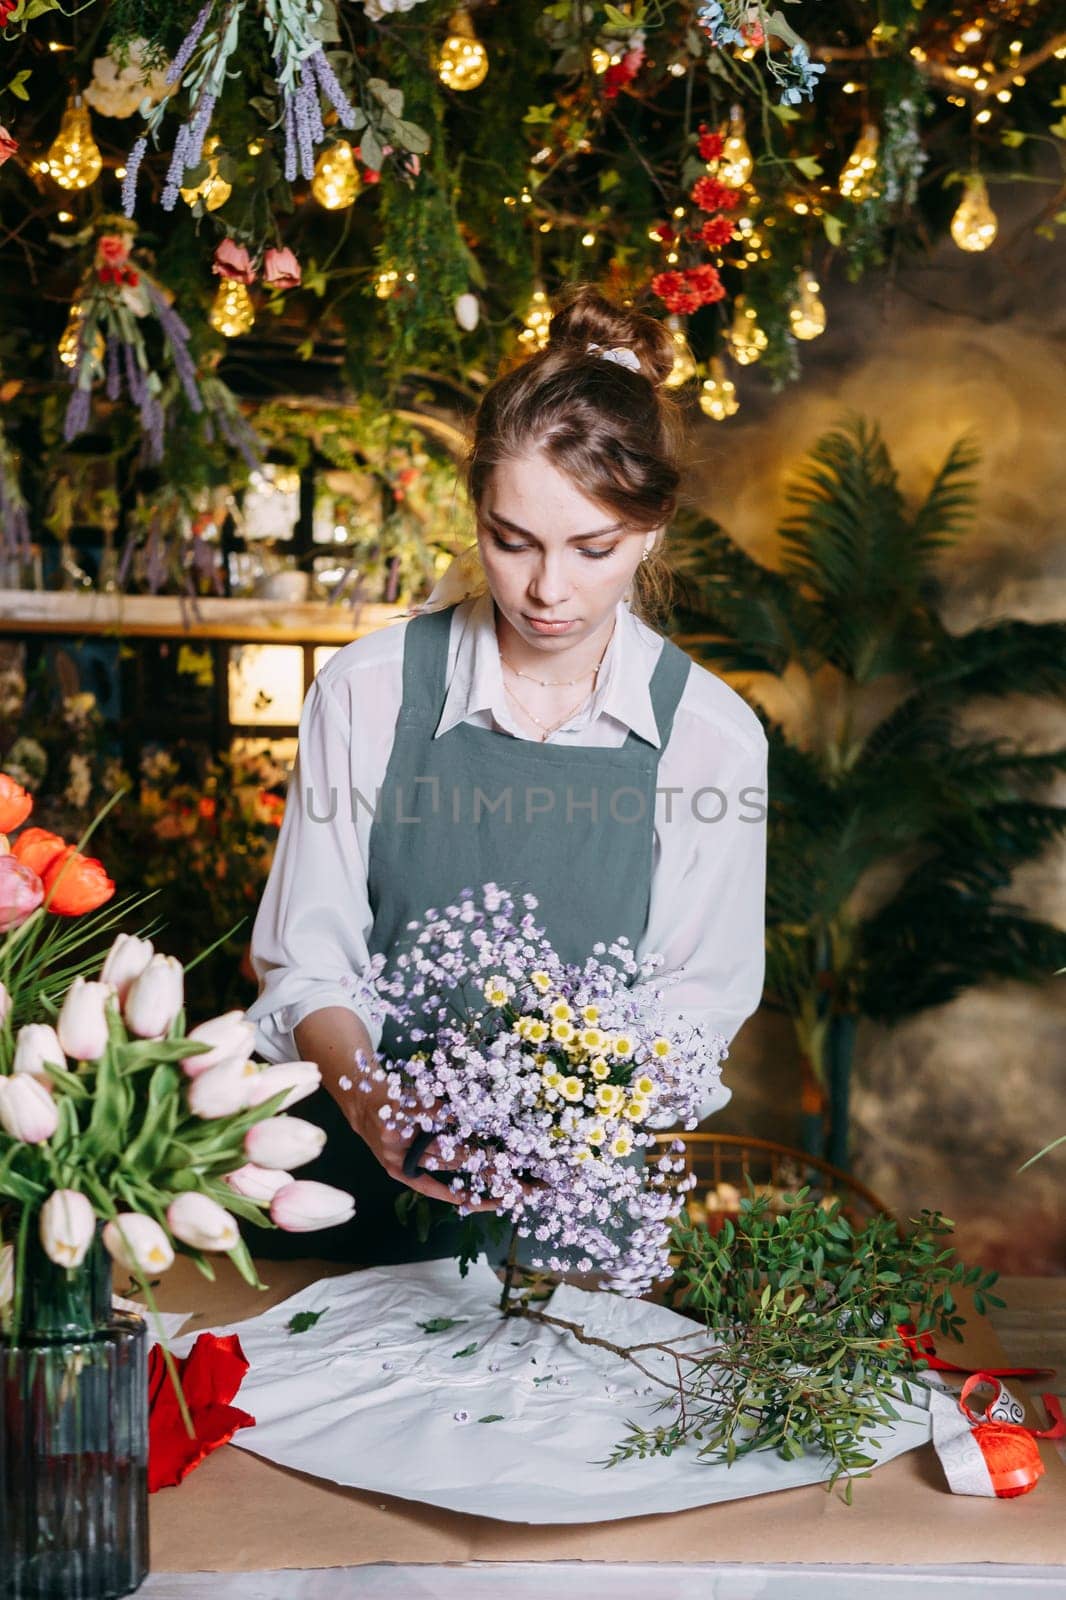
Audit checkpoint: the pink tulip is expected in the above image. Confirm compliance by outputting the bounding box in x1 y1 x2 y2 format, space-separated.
0 855 44 931
180 1010 256 1077
262 246 301 289
244 1115 326 1170
124 953 183 1039
270 1179 355 1232
187 1058 260 1119
212 238 256 284
246 1060 320 1111
40 1189 96 1268
13 1024 67 1080
102 1213 174 1275
0 1074 59 1143
166 1192 239 1252
57 976 113 1061
223 1163 294 1203
100 932 154 1004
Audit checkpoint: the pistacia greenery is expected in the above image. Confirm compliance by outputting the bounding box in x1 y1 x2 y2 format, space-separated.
592 1189 1004 1496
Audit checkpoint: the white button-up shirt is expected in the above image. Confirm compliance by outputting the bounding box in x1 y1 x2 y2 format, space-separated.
247 593 768 1120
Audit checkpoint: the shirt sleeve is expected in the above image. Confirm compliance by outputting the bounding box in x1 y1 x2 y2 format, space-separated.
638 722 768 1124
246 673 386 1064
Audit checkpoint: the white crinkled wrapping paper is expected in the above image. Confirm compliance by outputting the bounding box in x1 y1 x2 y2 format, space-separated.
169 1257 934 1523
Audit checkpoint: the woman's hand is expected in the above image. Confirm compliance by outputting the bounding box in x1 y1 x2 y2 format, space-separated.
350 1074 501 1213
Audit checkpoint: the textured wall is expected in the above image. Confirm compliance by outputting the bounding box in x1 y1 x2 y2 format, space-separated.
685 188 1066 1273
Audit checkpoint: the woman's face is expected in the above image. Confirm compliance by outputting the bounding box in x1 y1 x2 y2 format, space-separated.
477 448 657 653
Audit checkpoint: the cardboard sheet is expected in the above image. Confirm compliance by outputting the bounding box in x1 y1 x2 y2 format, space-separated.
147 1255 1066 1570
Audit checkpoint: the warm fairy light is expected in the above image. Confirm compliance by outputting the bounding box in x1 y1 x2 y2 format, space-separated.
974 108 992 123
518 286 552 353
974 76 989 90
789 270 826 340
996 90 1012 103
311 140 361 210
698 358 739 420
404 271 416 282
46 95 103 191
538 221 552 232
719 105 753 187
960 25 983 44
663 315 696 389
180 136 232 212
1009 39 1023 53
843 81 860 94
374 267 399 298
57 303 84 368
248 140 263 156
591 46 611 74
672 206 686 219
950 174 997 252
666 250 679 264
727 296 767 365
115 165 127 179
838 123 880 201
669 61 686 77
438 8 489 92
57 210 74 223
793 200 810 214
209 279 256 337
581 231 596 247
910 46 927 62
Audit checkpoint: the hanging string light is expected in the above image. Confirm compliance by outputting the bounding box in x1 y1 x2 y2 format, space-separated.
727 296 768 366
663 315 697 388
698 357 739 420
719 105 754 188
950 174 998 252
43 94 102 191
789 270 827 340
517 285 552 352
373 267 400 299
438 8 490 92
179 137 232 212
56 301 104 368
209 279 255 338
838 123 880 201
312 141 361 210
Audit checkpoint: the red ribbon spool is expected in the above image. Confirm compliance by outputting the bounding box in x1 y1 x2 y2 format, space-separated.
958 1374 1066 1500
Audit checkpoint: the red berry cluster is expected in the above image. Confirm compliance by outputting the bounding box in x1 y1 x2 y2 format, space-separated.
649 125 739 315
97 264 140 287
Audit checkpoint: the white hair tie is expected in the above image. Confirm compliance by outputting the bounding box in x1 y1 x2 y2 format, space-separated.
586 342 642 373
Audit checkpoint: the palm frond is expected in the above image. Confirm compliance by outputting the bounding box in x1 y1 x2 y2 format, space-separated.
921 620 1066 704
907 432 982 560
668 517 802 676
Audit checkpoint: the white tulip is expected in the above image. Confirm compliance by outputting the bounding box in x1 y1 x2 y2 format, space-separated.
101 1213 174 1275
271 1179 356 1232
40 1189 96 1268
57 977 113 1062
180 1010 256 1077
223 1163 294 1203
244 1116 326 1170
124 953 184 1039
246 1060 320 1112
99 932 154 1004
13 1024 67 1081
165 1192 239 1253
187 1059 260 1119
0 1074 59 1143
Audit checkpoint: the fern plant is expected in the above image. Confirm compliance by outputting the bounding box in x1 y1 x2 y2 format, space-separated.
670 415 1066 1165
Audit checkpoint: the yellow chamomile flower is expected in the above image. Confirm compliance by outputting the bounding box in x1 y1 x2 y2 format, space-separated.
561 1075 584 1103
580 1027 606 1052
596 1083 624 1114
533 1051 549 1068
483 975 512 1005
634 1074 656 1098
590 1057 611 1081
551 1019 575 1044
531 970 552 993
526 1019 549 1043
624 1096 649 1122
548 998 573 1023
575 1147 592 1162
543 1069 563 1089
586 1124 606 1146
610 1033 634 1058
651 1037 671 1059
580 1004 600 1024
610 1132 633 1159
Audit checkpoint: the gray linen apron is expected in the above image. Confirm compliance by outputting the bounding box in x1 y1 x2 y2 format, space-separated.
254 601 690 1265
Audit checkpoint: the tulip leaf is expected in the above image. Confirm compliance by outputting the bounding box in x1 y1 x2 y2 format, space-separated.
452 1341 479 1358
200 1177 266 1227
184 1247 217 1282
477 1414 505 1424
84 1047 133 1161
417 1316 466 1333
228 1235 266 1291
123 1065 180 1170
287 1305 328 1334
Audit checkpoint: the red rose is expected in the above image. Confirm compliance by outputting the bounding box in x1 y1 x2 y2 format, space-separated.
696 216 737 249
97 265 116 285
124 267 140 286
96 233 131 270
212 239 256 285
697 124 724 163
691 175 743 212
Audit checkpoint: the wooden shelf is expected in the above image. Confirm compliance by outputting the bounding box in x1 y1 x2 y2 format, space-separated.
0 591 406 644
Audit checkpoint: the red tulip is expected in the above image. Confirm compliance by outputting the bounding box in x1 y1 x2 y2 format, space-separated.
0 773 32 832
12 827 66 878
41 846 115 916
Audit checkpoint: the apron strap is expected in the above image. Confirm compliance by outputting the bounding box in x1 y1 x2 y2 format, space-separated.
629 635 691 751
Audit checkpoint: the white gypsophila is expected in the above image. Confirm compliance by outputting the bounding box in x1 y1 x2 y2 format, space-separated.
85 39 170 120
360 0 428 18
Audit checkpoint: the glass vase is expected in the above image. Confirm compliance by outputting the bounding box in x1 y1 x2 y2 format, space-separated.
0 1225 149 1600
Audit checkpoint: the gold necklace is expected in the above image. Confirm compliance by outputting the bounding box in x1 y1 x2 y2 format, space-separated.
500 655 598 688
503 679 595 742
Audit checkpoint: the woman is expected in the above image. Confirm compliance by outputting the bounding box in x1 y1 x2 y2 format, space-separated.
247 286 768 1263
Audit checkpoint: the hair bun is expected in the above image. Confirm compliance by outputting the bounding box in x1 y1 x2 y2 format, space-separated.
547 284 675 389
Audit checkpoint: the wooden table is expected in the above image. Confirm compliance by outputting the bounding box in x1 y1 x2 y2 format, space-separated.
140 1264 1066 1598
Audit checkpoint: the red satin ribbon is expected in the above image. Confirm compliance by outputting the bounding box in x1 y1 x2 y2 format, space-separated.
896 1322 1057 1382
959 1372 1066 1439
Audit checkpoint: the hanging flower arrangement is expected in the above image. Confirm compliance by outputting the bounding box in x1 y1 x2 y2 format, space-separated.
62 228 204 463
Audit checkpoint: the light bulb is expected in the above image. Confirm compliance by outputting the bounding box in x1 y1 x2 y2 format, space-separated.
663 315 697 389
838 123 880 202
591 46 611 74
209 279 255 338
46 95 102 192
180 137 232 212
438 9 489 92
789 271 826 340
517 286 552 353
727 296 767 366
311 141 362 210
698 358 739 420
950 174 997 252
719 105 753 188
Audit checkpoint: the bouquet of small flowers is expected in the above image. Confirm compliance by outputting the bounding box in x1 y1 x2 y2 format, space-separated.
364 885 727 1298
